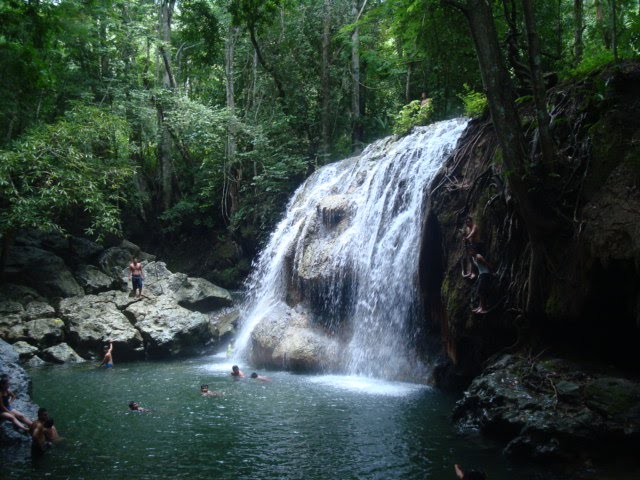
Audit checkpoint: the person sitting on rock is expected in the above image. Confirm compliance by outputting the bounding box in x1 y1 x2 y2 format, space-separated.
99 341 114 368
455 463 487 480
0 374 32 433
231 365 245 378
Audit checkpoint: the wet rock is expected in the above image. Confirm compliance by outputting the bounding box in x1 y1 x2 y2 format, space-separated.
250 306 340 372
209 309 239 342
0 339 38 445
40 343 85 364
453 354 640 462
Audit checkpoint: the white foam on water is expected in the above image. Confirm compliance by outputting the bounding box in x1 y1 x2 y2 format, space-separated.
306 374 429 397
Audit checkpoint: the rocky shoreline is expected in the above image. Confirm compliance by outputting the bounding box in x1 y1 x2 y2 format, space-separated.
0 231 238 445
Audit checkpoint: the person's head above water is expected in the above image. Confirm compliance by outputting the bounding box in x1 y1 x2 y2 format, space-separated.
128 401 139 410
232 365 239 373
200 384 209 391
250 372 258 379
37 407 49 421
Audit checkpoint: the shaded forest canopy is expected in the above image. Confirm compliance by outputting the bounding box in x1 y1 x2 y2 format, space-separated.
1 0 640 287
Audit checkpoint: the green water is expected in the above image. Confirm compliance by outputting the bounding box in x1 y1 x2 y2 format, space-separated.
1 355 635 480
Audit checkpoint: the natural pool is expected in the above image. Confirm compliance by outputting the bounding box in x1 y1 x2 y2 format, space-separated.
1 354 634 480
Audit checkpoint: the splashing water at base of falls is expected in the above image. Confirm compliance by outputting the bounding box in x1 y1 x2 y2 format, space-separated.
235 119 468 380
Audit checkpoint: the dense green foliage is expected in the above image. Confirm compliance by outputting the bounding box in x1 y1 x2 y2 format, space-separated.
0 0 639 267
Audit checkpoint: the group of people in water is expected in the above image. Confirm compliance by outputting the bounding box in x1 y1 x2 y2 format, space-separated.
1 374 62 457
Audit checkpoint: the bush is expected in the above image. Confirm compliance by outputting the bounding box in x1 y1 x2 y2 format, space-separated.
459 84 488 118
392 99 434 136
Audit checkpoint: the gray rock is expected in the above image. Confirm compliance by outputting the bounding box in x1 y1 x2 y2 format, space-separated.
250 306 340 372
170 275 232 312
0 283 44 306
40 343 85 364
23 318 65 347
98 246 135 279
24 301 56 320
0 301 24 316
0 339 38 445
24 356 46 368
59 294 144 359
69 236 103 261
126 296 211 357
11 341 39 362
0 313 25 343
453 354 640 461
75 264 118 294
4 246 84 298
209 308 239 341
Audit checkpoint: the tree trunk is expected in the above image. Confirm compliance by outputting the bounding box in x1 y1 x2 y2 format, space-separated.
594 0 611 49
573 0 584 64
248 26 285 100
351 0 363 154
611 0 618 62
157 0 177 211
451 0 554 319
522 0 555 171
225 25 240 220
320 0 332 160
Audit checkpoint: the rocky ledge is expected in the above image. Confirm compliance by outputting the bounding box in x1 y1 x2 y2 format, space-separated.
0 231 239 365
453 354 640 463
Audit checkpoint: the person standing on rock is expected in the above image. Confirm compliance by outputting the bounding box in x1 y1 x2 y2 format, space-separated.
99 341 114 368
466 244 493 315
129 257 144 298
1 374 32 433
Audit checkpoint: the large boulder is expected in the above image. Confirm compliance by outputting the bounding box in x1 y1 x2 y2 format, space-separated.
75 264 118 294
126 296 211 358
0 339 38 445
453 354 640 462
250 306 340 372
40 343 85 364
23 318 65 348
209 308 240 343
11 341 40 364
0 284 44 306
59 293 144 360
0 301 25 343
24 301 55 320
4 246 84 298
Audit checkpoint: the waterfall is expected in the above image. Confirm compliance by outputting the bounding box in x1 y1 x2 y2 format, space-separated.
235 118 468 379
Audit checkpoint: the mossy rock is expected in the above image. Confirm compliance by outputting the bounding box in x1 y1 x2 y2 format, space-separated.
584 377 640 419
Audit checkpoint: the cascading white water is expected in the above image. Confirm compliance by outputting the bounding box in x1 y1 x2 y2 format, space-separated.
235 118 468 379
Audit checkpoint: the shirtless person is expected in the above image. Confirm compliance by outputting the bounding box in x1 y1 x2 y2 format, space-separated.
200 384 224 397
99 341 114 368
129 257 144 298
250 372 271 382
31 408 52 457
231 365 245 378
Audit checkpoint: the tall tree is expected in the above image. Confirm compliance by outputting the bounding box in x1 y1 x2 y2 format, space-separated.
157 0 177 211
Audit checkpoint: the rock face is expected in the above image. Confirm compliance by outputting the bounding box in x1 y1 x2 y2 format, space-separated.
250 306 340 372
0 234 235 364
453 355 640 462
0 339 38 445
126 296 210 357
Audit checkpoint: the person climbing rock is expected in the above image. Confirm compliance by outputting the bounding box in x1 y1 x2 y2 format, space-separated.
466 244 493 314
